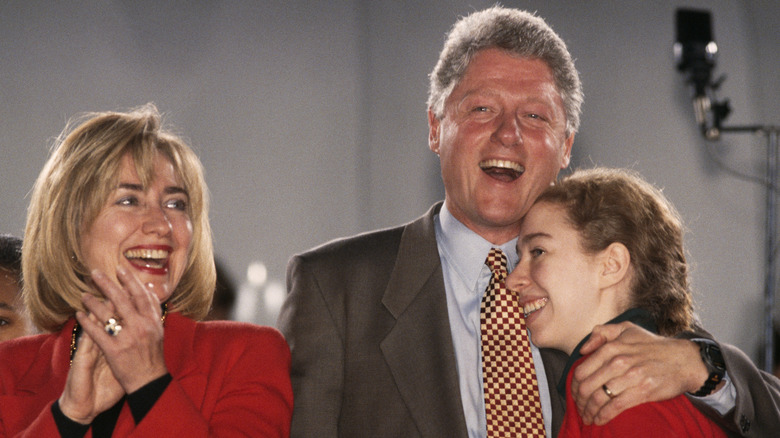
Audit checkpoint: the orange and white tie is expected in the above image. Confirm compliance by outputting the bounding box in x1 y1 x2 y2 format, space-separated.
481 248 545 437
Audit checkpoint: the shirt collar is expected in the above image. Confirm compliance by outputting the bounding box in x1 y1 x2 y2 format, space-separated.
437 201 519 287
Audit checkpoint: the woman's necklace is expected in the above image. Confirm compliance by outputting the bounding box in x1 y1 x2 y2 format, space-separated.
69 303 168 367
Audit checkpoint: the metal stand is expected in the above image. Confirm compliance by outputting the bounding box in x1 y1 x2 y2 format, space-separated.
674 7 778 372
721 125 779 372
764 128 778 372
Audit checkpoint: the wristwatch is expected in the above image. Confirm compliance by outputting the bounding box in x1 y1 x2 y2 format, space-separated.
692 340 726 397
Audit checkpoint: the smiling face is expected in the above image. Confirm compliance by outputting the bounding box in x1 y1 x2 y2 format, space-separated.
80 153 193 302
428 48 573 244
506 201 616 354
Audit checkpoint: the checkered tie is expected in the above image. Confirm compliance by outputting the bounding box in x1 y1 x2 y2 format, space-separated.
481 248 545 437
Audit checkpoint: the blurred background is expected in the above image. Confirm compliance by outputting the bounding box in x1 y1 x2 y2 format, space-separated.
1 0 778 367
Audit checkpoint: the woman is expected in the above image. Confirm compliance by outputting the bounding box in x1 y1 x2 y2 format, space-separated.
0 104 293 436
506 167 726 437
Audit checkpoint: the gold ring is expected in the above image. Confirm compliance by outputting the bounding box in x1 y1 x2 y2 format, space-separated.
104 317 123 336
602 384 616 399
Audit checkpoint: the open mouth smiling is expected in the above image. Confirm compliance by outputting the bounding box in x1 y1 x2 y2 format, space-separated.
522 297 547 318
479 159 524 182
124 248 170 270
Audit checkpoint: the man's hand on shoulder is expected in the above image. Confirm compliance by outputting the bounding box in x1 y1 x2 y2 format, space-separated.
570 321 708 425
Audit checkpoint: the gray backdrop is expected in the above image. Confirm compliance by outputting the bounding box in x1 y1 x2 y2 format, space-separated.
2 0 778 365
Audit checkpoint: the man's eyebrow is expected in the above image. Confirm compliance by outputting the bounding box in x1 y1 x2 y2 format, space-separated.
457 89 501 104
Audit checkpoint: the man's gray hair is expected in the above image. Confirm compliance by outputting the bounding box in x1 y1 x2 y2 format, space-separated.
428 6 583 136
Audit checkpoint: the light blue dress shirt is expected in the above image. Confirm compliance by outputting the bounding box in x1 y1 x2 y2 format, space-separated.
434 202 553 438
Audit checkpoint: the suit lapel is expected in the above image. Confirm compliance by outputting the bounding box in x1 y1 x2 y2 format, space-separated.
13 321 73 393
0 321 73 433
380 203 469 437
106 314 208 437
162 314 208 403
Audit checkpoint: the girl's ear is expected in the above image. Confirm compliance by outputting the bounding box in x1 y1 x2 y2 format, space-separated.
599 242 631 289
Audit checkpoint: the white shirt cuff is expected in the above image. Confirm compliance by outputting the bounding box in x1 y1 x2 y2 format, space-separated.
689 371 735 416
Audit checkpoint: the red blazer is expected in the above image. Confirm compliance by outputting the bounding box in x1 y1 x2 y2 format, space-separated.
559 357 727 437
0 313 293 437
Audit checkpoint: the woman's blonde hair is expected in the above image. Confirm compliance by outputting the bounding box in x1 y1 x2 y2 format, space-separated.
23 104 216 331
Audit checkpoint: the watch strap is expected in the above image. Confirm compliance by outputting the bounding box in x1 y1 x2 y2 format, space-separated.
692 340 726 397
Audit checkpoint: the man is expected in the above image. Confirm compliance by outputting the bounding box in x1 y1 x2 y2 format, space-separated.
278 7 780 437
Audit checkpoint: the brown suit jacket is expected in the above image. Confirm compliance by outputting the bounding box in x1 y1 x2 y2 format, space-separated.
278 202 780 437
